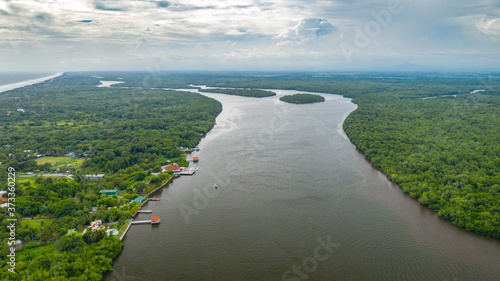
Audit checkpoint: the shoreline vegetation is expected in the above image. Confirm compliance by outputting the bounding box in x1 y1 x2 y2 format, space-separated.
198 88 276 97
279 93 325 104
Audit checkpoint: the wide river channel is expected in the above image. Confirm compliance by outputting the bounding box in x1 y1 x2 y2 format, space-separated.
104 88 500 281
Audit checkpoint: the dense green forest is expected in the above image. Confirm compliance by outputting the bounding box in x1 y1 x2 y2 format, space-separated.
104 71 500 239
0 72 222 279
198 88 276 97
279 93 325 104
0 73 221 174
343 94 500 238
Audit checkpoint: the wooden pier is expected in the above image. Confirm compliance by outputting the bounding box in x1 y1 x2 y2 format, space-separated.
131 220 152 225
180 169 196 175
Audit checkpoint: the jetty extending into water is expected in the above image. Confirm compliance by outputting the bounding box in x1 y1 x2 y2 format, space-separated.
122 174 174 240
131 220 153 225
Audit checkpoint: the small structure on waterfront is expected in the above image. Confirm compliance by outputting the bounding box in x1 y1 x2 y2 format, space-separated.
99 189 117 196
161 164 181 173
180 168 196 175
133 196 147 204
151 216 160 224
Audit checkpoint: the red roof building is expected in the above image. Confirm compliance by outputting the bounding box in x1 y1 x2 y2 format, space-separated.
161 164 181 172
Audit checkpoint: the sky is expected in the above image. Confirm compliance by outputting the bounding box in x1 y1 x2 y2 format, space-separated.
1 0 500 72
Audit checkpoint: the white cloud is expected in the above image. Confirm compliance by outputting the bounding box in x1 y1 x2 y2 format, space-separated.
0 0 499 71
278 18 337 43
476 17 500 39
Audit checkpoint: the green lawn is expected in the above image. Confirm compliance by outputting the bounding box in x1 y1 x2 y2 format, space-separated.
17 177 39 188
35 156 85 168
20 218 55 228
35 157 68 165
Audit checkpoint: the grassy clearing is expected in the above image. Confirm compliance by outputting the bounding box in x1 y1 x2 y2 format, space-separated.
17 177 38 188
35 157 68 165
20 218 55 228
36 157 85 168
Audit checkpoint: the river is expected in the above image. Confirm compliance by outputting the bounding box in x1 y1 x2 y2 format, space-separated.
103 88 500 281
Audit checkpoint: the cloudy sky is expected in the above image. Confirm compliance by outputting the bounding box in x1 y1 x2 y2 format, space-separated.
1 0 500 72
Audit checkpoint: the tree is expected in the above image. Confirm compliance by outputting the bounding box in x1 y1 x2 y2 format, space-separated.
83 229 106 244
135 172 146 181
149 176 162 186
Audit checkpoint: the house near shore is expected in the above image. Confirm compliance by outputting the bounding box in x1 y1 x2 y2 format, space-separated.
161 164 181 173
90 220 104 231
99 189 118 196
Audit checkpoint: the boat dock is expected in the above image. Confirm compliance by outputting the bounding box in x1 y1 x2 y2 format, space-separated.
180 168 196 175
137 210 152 213
131 220 152 225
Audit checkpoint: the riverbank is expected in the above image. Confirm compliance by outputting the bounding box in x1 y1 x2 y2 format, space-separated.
343 93 500 240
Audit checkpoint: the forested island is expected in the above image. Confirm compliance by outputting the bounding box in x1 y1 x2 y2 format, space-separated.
198 88 276 97
279 93 325 104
